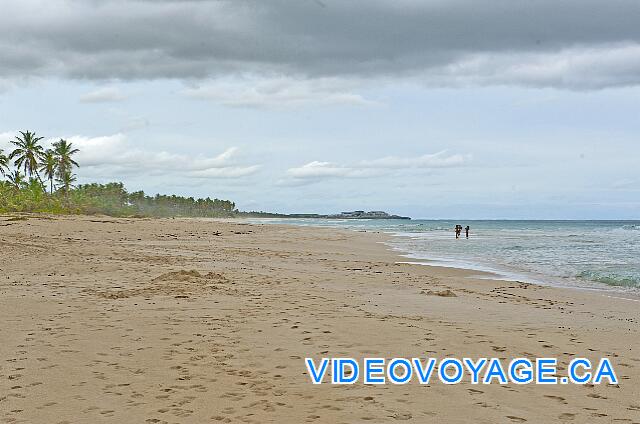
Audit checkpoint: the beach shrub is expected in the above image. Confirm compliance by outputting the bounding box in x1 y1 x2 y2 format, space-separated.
0 180 238 217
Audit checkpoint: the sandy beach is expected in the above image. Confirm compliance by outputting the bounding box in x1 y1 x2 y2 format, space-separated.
1 215 638 423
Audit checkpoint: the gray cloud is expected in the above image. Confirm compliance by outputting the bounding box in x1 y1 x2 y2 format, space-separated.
1 0 640 89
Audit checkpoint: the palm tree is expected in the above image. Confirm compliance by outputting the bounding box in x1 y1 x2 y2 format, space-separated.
39 149 58 193
52 139 79 179
7 170 26 190
56 169 77 194
9 130 45 183
0 148 8 177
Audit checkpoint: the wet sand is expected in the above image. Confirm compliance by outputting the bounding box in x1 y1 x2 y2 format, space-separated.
0 215 638 423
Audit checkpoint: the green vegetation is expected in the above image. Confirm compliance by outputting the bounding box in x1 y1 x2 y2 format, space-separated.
0 131 237 217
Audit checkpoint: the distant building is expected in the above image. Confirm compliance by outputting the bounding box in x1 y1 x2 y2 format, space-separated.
340 210 365 217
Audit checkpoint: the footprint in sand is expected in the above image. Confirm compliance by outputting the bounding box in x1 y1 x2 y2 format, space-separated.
587 393 607 399
388 412 412 420
544 395 568 404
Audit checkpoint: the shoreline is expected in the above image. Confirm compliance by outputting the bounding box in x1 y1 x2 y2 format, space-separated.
393 256 640 303
246 217 640 300
1 214 638 423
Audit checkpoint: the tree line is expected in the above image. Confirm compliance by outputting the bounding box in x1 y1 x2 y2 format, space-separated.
0 131 237 217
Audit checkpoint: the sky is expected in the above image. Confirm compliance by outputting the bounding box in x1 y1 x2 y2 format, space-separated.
0 0 639 219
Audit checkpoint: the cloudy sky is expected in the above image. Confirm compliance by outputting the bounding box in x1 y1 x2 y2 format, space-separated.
1 0 639 218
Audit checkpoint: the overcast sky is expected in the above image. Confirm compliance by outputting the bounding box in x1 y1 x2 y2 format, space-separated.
1 0 639 218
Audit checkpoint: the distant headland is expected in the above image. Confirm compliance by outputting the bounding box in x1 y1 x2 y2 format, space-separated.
326 210 410 220
242 210 411 220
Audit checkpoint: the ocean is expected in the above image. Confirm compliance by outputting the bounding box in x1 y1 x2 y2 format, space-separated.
247 219 640 294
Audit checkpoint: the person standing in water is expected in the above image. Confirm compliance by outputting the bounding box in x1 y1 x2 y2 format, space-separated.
465 225 470 239
455 225 461 239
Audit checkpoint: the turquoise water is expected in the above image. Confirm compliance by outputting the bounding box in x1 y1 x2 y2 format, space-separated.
248 219 640 293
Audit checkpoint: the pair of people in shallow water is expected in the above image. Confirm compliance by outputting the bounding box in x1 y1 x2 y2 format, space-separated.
455 225 470 239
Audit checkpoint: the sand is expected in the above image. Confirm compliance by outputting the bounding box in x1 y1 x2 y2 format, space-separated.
0 215 638 423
